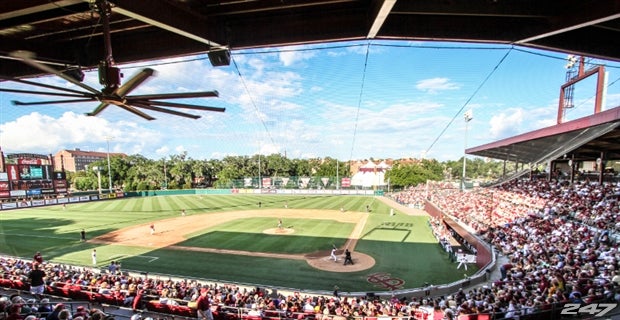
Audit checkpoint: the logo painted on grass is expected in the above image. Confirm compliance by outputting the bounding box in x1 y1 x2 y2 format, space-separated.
366 272 404 290
561 303 617 317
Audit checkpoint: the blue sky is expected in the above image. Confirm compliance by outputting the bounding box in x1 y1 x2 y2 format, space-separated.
1 40 619 162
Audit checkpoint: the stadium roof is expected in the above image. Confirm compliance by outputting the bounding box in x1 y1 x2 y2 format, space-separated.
1 0 620 79
466 106 620 164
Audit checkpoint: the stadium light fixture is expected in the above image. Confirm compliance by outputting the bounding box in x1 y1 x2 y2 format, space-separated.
106 137 113 194
462 110 473 191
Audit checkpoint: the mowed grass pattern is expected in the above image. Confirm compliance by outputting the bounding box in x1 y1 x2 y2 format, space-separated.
181 218 354 254
0 194 477 292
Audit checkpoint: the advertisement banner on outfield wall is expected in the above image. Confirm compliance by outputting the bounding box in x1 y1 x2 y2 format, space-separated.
300 177 310 188
32 200 45 206
79 196 89 201
45 199 58 205
321 178 329 186
341 177 351 187
244 178 252 187
69 197 81 203
90 195 100 200
57 198 69 204
18 200 31 208
262 177 271 188
2 202 17 210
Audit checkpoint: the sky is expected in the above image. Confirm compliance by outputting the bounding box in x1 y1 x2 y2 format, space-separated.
1 40 620 162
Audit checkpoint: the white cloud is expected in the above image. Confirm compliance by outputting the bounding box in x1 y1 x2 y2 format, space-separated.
488 108 525 139
0 110 166 156
0 112 113 153
279 50 316 67
416 77 460 94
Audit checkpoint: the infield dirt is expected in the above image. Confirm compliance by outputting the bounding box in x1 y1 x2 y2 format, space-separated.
90 209 375 272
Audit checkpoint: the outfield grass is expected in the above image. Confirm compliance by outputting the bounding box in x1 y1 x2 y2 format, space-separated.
0 194 478 292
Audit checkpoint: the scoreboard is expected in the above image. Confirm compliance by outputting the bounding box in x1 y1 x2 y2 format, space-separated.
0 154 67 199
5 164 54 197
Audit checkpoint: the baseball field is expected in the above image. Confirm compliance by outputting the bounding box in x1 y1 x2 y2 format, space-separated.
0 194 477 293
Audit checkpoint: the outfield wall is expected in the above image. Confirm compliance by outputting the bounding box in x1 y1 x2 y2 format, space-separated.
0 188 378 210
129 188 377 197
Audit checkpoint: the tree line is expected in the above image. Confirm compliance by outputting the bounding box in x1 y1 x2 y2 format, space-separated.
68 152 515 192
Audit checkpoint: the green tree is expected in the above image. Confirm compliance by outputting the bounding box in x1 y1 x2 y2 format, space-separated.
385 160 442 189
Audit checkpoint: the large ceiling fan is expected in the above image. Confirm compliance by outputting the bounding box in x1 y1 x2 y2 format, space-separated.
0 0 225 121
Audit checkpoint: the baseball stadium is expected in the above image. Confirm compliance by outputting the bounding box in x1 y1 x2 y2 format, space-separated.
2 1 620 320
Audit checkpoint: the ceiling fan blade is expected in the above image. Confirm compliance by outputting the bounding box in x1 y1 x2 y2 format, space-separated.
86 102 111 117
0 75 91 95
0 88 93 99
115 68 156 97
134 100 225 113
12 98 96 106
127 90 219 100
132 103 201 119
9 50 101 95
117 103 156 121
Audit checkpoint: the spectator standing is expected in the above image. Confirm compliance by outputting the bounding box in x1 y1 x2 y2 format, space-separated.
196 288 213 320
108 261 117 274
28 263 46 300
33 251 43 264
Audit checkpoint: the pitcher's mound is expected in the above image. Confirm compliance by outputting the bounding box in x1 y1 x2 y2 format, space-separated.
263 227 295 235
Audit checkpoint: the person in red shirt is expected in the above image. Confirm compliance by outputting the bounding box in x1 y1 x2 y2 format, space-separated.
33 251 43 264
6 304 23 320
196 288 213 320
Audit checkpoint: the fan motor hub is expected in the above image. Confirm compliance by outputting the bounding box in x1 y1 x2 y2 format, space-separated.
98 63 122 91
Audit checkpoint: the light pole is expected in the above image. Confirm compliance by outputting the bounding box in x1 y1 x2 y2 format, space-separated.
462 109 473 191
336 160 339 190
258 153 262 189
163 158 168 190
106 137 113 193
93 166 102 194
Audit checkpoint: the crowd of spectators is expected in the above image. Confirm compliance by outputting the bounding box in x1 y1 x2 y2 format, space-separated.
392 178 620 318
2 178 620 320
0 292 111 320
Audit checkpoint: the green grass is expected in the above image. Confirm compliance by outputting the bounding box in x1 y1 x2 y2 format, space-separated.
0 194 477 292
181 218 354 254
